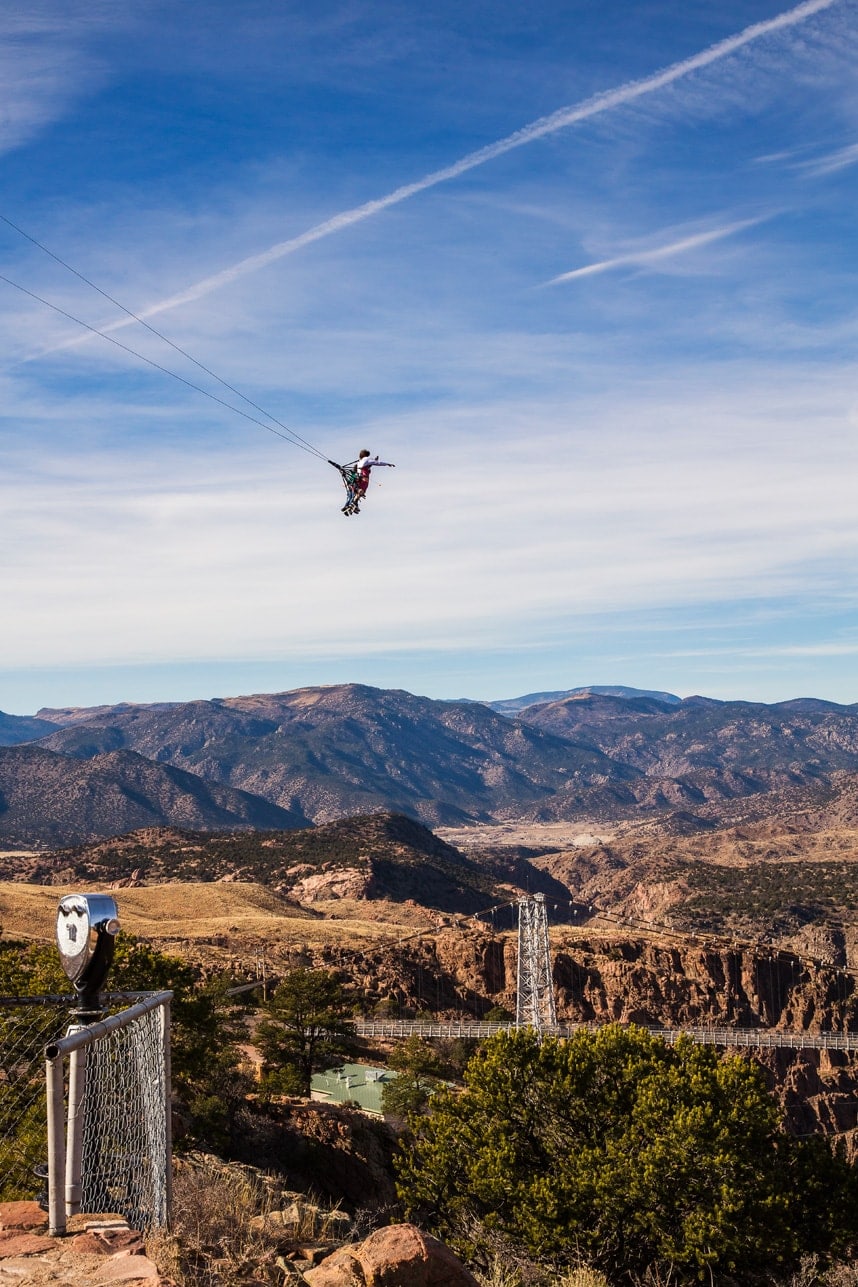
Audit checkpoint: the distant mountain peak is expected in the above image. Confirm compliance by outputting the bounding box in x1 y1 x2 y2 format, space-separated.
35 701 181 727
7 681 858 846
0 710 62 747
487 686 682 715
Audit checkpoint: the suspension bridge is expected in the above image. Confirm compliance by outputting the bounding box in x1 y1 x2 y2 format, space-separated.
351 893 858 1052
352 1019 858 1052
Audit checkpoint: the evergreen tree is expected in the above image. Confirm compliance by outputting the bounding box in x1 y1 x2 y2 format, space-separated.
381 1035 446 1118
256 968 355 1096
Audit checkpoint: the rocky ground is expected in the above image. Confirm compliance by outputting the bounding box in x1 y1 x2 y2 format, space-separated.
0 1197 479 1287
0 1201 170 1285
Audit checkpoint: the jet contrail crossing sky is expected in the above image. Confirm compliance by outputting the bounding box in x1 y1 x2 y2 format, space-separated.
545 218 767 284
67 0 841 336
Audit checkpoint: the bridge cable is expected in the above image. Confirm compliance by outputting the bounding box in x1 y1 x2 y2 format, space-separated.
0 212 329 461
0 271 326 458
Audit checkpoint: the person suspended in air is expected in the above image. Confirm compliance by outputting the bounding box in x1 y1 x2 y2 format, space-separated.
330 450 395 516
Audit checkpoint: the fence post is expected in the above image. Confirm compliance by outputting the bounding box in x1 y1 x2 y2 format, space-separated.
162 997 173 1225
45 1052 67 1237
64 1040 88 1217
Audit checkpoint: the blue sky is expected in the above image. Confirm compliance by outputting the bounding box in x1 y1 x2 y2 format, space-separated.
3 0 858 712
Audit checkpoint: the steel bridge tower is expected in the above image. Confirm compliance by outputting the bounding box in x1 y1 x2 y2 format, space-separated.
516 893 557 1033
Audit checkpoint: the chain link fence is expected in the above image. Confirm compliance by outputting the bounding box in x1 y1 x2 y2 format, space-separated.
79 998 171 1228
46 992 172 1235
0 990 173 1233
0 997 71 1203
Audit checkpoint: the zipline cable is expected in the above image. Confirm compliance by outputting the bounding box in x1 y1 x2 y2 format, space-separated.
0 211 329 462
0 270 327 458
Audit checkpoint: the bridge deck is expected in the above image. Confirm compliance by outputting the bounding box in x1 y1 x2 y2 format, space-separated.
354 1020 858 1051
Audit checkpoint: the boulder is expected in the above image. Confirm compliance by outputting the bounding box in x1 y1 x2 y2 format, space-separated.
71 1226 146 1256
303 1245 365 1287
0 1230 55 1256
0 1199 48 1231
305 1223 478 1287
91 1254 161 1282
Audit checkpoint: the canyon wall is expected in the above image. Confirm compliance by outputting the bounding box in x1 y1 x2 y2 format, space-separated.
263 927 858 1150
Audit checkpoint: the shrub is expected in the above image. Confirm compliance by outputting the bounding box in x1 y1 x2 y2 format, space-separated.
397 1025 858 1283
149 1155 345 1285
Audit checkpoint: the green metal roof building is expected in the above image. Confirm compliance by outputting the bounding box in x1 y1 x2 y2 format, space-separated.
310 1063 398 1117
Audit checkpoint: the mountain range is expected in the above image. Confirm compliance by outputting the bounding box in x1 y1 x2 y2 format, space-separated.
1 683 858 846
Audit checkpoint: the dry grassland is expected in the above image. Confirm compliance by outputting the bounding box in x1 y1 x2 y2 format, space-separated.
0 881 430 957
436 821 615 849
607 825 858 869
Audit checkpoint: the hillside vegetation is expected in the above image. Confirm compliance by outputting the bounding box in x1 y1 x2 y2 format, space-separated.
0 812 574 918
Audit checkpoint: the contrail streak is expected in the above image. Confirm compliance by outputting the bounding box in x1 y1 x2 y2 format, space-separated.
545 218 764 284
58 0 842 338
798 140 858 176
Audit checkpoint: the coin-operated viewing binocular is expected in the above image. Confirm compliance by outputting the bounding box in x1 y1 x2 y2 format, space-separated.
56 894 121 1018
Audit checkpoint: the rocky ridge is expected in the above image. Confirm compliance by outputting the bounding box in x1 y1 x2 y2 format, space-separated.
3 683 854 834
3 813 573 916
3 684 858 840
0 745 305 847
32 684 630 826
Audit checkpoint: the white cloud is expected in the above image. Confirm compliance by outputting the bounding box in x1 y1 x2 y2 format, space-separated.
768 642 858 656
2 362 857 671
0 43 92 155
0 4 137 155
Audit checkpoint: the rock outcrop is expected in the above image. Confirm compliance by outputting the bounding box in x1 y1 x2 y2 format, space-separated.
233 1102 399 1210
304 1223 478 1287
261 928 858 1150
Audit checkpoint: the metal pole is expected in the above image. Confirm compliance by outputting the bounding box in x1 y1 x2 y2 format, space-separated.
64 1039 88 1217
162 998 173 1226
45 1053 66 1237
47 992 173 1060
